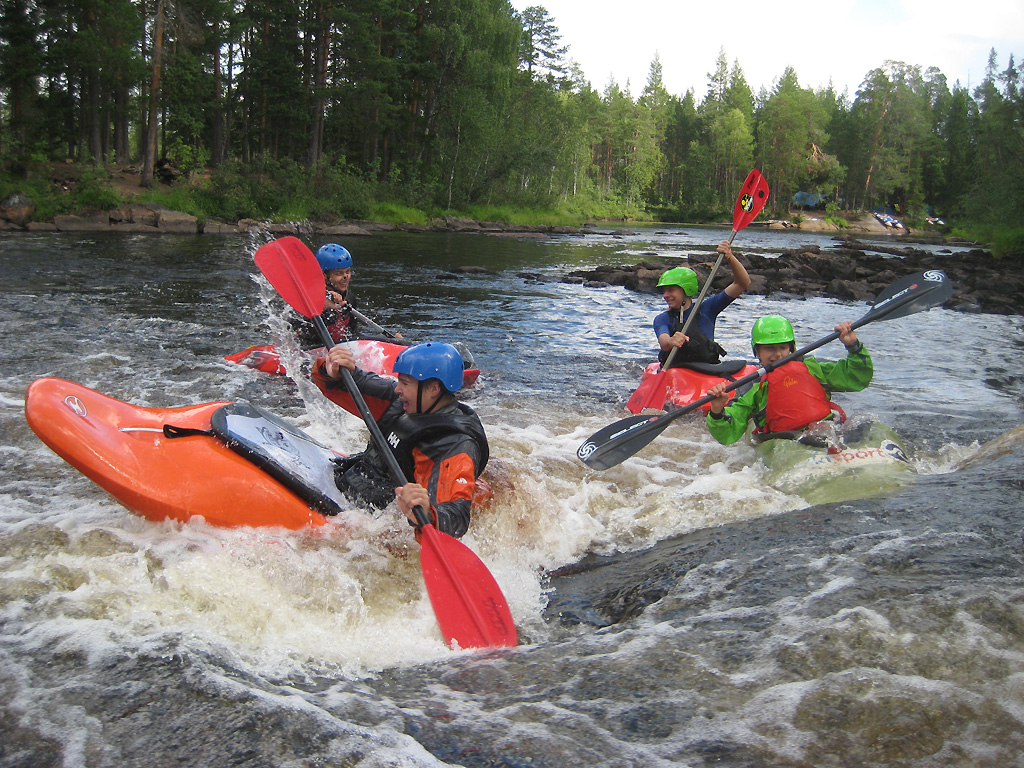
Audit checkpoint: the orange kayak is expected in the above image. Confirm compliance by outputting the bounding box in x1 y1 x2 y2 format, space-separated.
25 378 342 529
225 338 482 388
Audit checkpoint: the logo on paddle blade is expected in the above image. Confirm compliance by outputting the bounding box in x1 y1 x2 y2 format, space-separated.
880 438 910 463
63 395 87 418
577 441 597 460
923 270 945 283
740 193 754 213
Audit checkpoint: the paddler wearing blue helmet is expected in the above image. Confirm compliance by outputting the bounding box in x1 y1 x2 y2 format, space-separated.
291 243 361 347
313 341 489 538
653 240 751 366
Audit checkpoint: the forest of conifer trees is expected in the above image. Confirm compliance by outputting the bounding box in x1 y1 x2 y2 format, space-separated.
0 0 1021 245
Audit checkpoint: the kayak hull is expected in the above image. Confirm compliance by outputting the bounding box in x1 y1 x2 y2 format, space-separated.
627 360 759 413
25 378 330 529
225 339 481 388
754 421 915 505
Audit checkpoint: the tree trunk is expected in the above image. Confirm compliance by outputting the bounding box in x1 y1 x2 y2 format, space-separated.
114 87 130 164
308 1 330 167
211 25 224 166
141 0 165 188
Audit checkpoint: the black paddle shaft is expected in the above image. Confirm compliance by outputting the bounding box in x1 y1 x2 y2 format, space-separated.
578 270 953 470
311 316 433 528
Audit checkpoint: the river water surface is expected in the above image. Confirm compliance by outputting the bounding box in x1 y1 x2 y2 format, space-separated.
2 226 1024 766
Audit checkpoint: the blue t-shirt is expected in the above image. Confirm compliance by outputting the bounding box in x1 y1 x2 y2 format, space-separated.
653 291 735 346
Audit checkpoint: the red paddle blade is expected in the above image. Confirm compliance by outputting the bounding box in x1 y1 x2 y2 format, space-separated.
626 369 668 413
253 237 326 318
731 169 770 232
418 525 517 649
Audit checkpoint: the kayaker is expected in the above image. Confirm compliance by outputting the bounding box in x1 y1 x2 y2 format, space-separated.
290 242 362 347
312 341 488 538
654 240 751 366
705 315 873 444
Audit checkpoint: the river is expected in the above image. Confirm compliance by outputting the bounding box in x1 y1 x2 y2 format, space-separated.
2 226 1023 766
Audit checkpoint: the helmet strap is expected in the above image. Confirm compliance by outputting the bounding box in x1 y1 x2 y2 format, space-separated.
415 380 452 415
416 381 448 414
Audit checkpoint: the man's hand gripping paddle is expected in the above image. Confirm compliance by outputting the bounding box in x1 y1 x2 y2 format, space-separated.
627 169 770 413
255 236 517 649
583 270 954 471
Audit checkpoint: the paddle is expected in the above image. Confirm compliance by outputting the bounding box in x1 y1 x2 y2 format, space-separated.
254 236 517 649
348 306 402 340
628 169 770 413
580 270 954 471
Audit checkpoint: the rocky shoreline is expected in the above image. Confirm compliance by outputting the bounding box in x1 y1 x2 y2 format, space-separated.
553 236 1022 316
0 195 585 236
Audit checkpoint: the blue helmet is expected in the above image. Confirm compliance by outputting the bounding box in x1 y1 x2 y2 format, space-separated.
393 342 464 393
316 243 353 271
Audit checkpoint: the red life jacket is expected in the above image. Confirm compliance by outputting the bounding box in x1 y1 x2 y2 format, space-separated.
324 312 352 341
761 361 836 433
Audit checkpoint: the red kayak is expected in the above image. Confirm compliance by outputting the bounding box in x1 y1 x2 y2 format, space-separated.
25 378 492 530
626 359 759 414
225 338 481 388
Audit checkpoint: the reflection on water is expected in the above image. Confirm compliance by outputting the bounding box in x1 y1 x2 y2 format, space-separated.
1 229 1023 766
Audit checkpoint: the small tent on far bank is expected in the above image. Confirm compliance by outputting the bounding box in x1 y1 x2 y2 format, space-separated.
791 191 827 209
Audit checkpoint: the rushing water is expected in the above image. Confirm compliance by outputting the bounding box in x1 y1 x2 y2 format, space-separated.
2 226 1024 767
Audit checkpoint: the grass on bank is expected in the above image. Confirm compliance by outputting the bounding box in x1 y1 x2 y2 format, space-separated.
2 160 1021 258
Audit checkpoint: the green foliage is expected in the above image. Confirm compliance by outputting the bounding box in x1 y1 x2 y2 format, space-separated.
0 170 60 220
69 175 123 211
951 224 1024 259
990 229 1024 260
137 184 212 220
192 157 371 222
165 138 211 176
368 202 431 226
462 204 581 226
823 200 846 227
1 1 1021 240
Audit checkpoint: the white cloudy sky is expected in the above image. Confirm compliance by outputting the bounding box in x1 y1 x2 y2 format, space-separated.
511 0 1023 99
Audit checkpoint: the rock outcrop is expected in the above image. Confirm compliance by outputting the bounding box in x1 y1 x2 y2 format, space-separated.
557 236 1021 316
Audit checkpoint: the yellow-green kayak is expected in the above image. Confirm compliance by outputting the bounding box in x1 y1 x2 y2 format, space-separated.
753 420 915 505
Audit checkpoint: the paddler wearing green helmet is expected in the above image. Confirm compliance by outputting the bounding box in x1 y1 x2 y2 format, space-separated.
705 315 873 445
653 241 751 366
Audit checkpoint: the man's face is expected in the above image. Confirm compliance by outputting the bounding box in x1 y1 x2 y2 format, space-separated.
326 268 351 292
395 373 441 414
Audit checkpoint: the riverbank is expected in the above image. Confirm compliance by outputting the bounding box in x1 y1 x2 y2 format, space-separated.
0 202 587 236
0 200 948 240
0 161 945 238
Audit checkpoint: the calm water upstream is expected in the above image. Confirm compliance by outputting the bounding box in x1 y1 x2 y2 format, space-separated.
2 226 1024 766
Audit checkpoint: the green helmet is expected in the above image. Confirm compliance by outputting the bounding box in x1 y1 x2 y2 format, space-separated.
656 267 698 297
751 315 795 354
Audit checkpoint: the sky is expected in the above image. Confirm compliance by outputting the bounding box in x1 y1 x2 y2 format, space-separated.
510 0 1024 100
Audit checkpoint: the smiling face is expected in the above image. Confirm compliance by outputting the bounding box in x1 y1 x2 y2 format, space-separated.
326 267 351 293
661 285 691 312
755 342 796 366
